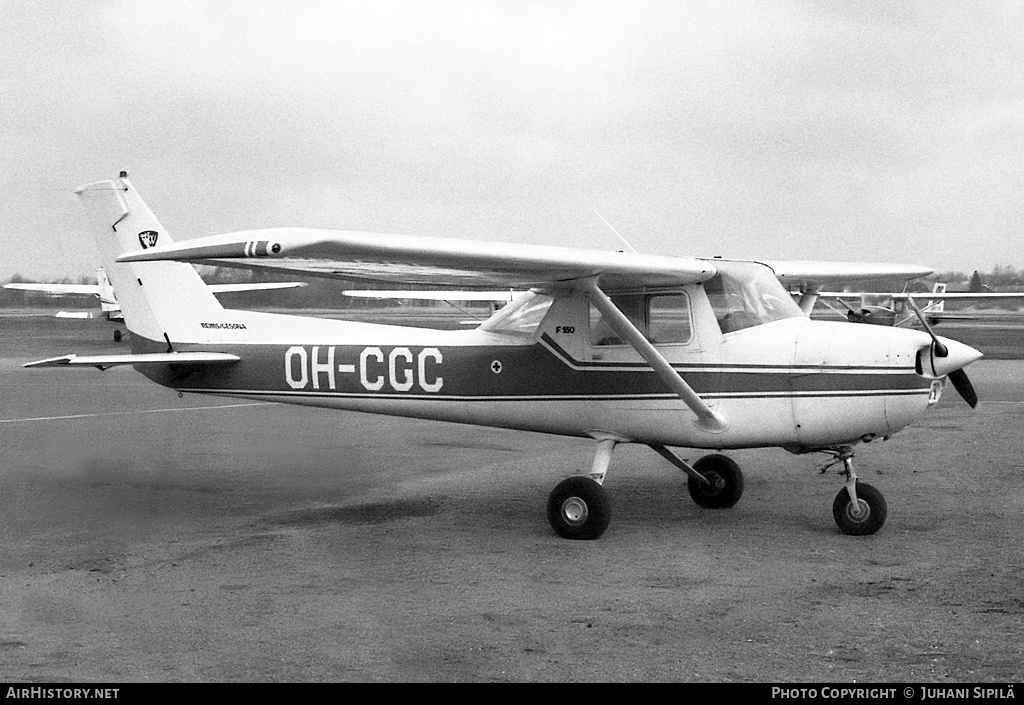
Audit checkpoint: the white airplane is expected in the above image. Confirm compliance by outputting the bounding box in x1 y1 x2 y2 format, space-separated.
786 274 1024 329
25 173 983 540
6 267 305 340
5 268 123 323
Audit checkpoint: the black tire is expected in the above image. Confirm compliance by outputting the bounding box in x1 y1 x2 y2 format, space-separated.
113 330 122 342
688 454 744 509
546 476 611 540
833 481 887 536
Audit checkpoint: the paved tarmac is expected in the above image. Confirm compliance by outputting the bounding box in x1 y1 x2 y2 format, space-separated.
1 313 1022 682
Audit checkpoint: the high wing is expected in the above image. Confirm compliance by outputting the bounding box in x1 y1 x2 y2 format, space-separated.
757 260 934 315
758 260 933 285
117 228 937 295
116 228 717 289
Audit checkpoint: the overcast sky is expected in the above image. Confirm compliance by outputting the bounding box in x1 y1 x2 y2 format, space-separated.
3 0 1022 281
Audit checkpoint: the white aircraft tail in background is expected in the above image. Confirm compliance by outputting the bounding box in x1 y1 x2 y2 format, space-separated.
5 263 304 340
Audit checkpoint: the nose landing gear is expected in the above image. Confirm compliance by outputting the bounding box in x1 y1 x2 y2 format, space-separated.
820 446 887 536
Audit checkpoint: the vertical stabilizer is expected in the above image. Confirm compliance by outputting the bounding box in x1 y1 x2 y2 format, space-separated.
76 174 222 344
928 282 946 314
95 267 122 319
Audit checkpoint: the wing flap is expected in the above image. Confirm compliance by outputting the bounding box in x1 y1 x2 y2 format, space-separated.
207 281 307 294
342 289 517 302
25 351 240 370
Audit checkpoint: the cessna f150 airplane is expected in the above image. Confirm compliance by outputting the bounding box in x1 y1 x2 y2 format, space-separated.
5 267 305 340
25 173 984 540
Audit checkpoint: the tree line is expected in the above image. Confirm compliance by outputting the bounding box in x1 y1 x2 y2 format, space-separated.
0 266 473 310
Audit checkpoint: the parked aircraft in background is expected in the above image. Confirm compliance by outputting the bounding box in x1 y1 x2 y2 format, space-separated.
26 173 983 540
341 288 518 325
810 280 1024 328
341 289 517 305
6 267 305 340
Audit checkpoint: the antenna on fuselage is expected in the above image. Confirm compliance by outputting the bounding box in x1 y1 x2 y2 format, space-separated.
593 210 638 253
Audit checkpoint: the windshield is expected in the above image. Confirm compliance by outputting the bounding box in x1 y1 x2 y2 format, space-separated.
703 261 804 333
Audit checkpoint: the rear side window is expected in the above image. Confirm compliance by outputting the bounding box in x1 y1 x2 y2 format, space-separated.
647 294 691 344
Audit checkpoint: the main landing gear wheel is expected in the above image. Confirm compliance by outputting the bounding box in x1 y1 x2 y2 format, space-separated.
113 330 123 342
547 476 611 540
832 481 887 536
688 454 744 509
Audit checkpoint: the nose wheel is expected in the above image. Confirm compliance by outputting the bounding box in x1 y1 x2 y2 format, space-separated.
833 481 887 535
821 447 887 536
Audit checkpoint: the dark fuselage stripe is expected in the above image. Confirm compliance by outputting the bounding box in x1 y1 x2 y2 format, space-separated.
181 388 929 402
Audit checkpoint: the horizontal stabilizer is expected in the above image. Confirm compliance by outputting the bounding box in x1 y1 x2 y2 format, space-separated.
24 351 240 371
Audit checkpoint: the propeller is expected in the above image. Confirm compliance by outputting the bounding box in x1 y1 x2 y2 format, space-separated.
906 295 980 407
947 368 978 408
846 307 870 324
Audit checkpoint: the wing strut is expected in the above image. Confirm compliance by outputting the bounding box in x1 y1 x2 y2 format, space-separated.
795 286 819 316
585 280 728 432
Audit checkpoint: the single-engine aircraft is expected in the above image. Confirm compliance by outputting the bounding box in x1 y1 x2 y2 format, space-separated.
787 275 1024 329
25 173 984 540
6 266 305 341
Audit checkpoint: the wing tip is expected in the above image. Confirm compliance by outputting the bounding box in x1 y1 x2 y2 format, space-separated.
24 355 76 368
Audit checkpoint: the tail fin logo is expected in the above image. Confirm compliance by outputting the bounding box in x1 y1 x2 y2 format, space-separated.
138 230 159 249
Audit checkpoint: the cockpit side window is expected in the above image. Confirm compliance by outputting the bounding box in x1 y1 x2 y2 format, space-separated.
589 292 692 346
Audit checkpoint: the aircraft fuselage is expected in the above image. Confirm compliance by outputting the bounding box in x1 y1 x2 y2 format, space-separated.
130 306 946 452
